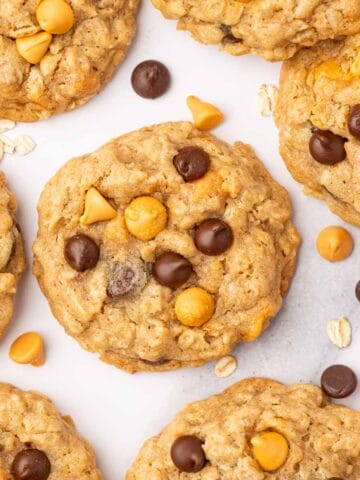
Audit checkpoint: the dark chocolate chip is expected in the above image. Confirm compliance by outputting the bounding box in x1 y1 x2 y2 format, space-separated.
194 218 233 256
309 129 347 165
321 365 357 399
131 60 170 99
170 436 206 473
356 281 360 301
152 252 193 289
173 147 210 182
64 234 100 272
107 266 136 297
348 104 360 140
12 449 51 480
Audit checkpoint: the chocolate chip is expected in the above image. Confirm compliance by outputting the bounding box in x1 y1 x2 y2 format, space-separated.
170 436 206 473
107 266 136 297
152 252 193 289
194 218 233 256
348 105 360 140
173 147 210 182
64 234 100 272
356 281 360 301
12 449 51 480
309 129 347 165
131 60 170 99
321 365 357 398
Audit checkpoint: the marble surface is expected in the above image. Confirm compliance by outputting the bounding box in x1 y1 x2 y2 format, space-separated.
0 2 359 478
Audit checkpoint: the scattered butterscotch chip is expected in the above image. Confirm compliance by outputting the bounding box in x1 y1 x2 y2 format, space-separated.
215 355 237 377
316 226 353 262
327 317 352 349
80 187 117 225
9 332 45 366
187 96 224 131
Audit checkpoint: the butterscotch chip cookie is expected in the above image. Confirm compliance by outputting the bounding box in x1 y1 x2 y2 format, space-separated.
152 0 360 61
33 122 299 373
0 172 25 339
127 377 360 478
275 35 360 226
0 383 102 479
0 0 139 121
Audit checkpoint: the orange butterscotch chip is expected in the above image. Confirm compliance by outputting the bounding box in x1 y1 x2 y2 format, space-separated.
9 332 45 366
187 96 224 131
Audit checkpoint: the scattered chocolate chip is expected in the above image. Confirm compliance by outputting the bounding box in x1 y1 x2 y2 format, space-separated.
12 449 51 480
309 129 347 165
321 364 357 399
194 218 233 256
173 147 210 182
107 266 136 297
348 105 360 140
64 234 100 272
153 252 193 289
356 281 360 301
131 60 170 99
171 436 206 473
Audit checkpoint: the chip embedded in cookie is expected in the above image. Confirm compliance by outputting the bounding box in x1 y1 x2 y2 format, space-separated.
0 171 25 339
152 0 360 61
0 383 102 479
126 378 360 478
0 0 140 121
33 122 299 373
276 35 360 226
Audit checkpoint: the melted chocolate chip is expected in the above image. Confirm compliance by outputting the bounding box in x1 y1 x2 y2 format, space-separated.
107 266 137 297
64 234 100 272
173 147 210 182
152 252 193 289
348 104 360 140
321 365 357 399
309 129 347 165
12 449 51 480
171 436 206 473
131 60 170 99
194 218 233 256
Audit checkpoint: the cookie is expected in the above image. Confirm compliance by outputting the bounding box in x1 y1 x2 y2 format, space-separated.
33 122 299 373
0 172 25 339
0 382 102 478
127 377 360 478
152 0 360 61
275 35 360 226
0 0 139 121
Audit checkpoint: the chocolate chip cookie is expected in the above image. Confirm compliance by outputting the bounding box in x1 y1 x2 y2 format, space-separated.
33 122 300 373
0 382 102 479
0 172 25 339
152 0 360 61
127 377 360 478
275 34 360 226
0 0 139 121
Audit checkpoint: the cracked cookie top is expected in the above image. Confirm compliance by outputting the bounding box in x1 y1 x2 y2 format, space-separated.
0 383 102 479
152 0 360 61
276 34 360 226
33 122 299 373
127 378 360 479
0 0 139 121
0 172 25 339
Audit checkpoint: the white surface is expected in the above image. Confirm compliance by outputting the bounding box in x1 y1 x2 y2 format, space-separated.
1 2 360 478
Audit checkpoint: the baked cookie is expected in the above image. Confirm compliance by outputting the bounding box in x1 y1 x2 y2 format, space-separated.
0 172 25 339
0 0 139 121
33 122 299 373
0 383 102 479
276 34 360 226
127 377 360 478
152 0 360 61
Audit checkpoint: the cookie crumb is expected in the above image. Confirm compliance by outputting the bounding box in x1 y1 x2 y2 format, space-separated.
257 84 278 117
327 316 352 348
15 135 36 156
215 355 237 377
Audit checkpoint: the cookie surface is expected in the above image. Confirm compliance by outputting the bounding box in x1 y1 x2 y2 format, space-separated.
0 383 102 478
152 0 360 61
0 172 25 339
276 35 360 226
127 377 360 478
33 122 299 373
0 0 139 121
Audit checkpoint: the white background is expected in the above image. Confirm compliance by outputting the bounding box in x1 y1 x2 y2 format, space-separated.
1 2 359 478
